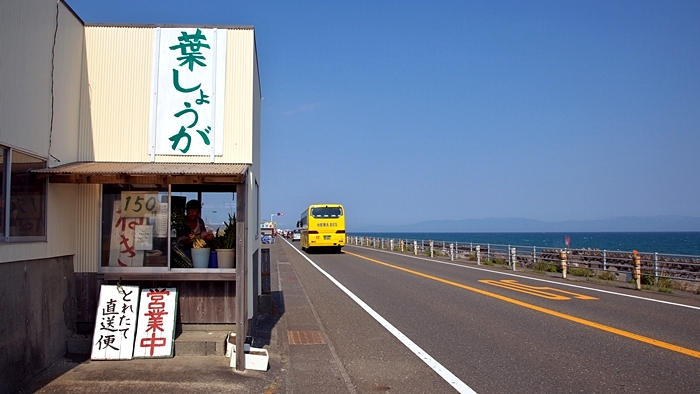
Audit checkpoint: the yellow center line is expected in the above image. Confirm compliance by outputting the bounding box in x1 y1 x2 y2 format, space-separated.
344 251 700 359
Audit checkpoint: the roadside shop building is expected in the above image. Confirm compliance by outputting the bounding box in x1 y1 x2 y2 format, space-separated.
0 0 262 390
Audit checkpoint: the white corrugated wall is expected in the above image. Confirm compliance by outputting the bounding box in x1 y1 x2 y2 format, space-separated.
223 28 255 165
74 184 101 272
83 26 155 162
83 26 257 165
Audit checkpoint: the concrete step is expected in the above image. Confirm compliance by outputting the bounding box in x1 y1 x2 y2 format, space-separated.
174 330 229 356
66 330 233 357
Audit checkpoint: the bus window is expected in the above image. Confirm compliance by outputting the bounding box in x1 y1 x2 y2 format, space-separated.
311 207 343 219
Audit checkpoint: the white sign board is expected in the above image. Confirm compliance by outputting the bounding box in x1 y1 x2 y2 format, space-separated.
133 288 178 358
134 225 154 250
91 285 140 360
155 202 170 238
151 27 227 156
109 200 145 267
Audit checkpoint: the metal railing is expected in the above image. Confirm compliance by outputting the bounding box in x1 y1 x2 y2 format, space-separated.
346 235 700 293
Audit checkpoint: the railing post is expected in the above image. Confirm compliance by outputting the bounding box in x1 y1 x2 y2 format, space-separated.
450 243 454 261
511 247 516 271
487 244 491 261
533 246 537 265
654 252 659 286
603 250 607 271
414 241 417 255
430 240 434 258
560 249 567 279
632 250 642 290
476 245 481 265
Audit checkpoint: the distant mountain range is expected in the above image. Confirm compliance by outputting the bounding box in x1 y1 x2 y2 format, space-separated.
353 215 700 233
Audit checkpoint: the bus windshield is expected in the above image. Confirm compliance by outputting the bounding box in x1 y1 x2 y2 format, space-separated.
311 207 343 218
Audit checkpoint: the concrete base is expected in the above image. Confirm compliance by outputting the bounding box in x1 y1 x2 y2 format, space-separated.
66 330 231 357
174 331 229 356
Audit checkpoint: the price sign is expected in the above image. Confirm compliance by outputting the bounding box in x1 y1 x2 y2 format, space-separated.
121 192 159 217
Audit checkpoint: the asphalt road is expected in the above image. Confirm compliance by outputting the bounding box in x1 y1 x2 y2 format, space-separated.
278 239 700 393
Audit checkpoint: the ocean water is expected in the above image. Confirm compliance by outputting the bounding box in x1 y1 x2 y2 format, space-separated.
349 232 700 256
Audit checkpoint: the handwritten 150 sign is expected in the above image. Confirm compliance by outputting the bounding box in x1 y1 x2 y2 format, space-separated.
152 28 227 156
120 192 159 217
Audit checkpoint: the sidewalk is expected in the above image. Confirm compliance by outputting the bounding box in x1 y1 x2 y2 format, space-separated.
17 241 309 393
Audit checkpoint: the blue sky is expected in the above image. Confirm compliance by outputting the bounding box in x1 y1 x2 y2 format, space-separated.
66 0 700 230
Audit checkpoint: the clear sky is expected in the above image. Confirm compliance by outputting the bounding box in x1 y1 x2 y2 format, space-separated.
66 0 700 230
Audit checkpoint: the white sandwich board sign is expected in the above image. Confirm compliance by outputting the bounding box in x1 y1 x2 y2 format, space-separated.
133 287 178 358
91 285 140 360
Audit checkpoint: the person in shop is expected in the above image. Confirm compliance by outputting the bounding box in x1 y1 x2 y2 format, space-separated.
175 200 215 261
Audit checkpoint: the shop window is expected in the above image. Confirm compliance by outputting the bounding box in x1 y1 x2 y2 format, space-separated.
100 184 236 270
101 185 170 268
0 147 47 242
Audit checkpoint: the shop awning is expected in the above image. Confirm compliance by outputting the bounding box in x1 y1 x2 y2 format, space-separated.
33 161 248 185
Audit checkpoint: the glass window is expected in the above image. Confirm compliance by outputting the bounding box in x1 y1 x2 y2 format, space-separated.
101 184 169 268
311 207 343 218
101 185 236 270
8 150 47 239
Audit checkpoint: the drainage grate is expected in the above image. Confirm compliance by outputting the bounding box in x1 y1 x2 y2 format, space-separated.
287 330 326 345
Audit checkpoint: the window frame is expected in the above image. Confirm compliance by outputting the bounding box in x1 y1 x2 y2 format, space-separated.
1 146 48 243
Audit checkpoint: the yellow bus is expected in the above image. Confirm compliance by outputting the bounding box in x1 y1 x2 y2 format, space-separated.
297 204 346 252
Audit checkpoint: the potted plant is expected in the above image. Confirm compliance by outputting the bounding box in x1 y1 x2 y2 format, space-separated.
216 214 236 268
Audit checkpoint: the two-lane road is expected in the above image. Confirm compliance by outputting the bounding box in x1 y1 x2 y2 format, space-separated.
278 239 700 393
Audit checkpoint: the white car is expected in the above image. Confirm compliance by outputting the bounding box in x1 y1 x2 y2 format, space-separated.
292 230 301 241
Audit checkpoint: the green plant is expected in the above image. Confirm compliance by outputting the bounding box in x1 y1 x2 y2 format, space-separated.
569 267 594 277
533 261 559 273
597 271 617 281
216 213 236 249
171 208 206 248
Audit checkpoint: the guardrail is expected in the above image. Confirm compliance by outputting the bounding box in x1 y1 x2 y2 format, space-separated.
346 235 700 294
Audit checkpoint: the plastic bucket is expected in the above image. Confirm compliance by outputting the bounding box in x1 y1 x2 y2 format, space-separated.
191 247 211 268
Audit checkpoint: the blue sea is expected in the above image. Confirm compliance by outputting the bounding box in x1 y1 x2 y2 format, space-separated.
348 232 700 256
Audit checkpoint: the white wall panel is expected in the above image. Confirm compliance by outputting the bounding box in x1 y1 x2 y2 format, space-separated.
0 0 55 154
84 26 154 162
74 184 101 272
222 29 255 165
49 3 86 166
47 184 79 256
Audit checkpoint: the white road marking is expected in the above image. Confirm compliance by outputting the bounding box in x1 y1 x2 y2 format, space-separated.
286 240 477 394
